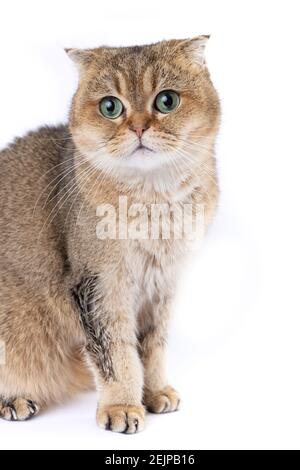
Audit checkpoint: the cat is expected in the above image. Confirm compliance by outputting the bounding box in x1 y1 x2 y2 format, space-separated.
0 36 220 433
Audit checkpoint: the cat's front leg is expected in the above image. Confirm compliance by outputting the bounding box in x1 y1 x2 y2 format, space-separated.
73 275 145 434
138 297 180 414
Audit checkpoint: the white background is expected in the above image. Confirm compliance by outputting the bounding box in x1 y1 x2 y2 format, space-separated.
0 0 300 450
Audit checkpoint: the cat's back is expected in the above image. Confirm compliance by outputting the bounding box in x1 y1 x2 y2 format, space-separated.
0 125 71 282
0 125 68 195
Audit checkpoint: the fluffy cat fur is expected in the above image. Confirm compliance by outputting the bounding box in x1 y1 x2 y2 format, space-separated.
0 37 220 432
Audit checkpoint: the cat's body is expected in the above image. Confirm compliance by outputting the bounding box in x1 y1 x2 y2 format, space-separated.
0 38 220 432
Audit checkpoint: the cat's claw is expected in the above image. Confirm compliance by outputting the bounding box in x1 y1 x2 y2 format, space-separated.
0 397 40 421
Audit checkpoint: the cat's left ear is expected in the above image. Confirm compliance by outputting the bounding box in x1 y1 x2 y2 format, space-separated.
176 35 210 66
65 48 95 74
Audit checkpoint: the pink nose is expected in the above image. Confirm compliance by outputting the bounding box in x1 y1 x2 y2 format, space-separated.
129 126 148 138
135 128 144 138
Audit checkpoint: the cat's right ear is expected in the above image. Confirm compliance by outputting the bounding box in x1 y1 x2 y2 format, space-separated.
175 35 210 66
65 48 94 74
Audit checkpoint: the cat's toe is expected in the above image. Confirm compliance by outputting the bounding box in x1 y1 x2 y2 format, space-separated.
0 398 40 421
145 386 181 414
97 404 145 434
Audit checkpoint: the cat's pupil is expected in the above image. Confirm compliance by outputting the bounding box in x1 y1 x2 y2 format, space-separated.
162 94 173 108
106 100 115 113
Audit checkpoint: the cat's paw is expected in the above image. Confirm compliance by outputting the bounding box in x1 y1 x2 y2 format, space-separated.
97 404 145 434
0 397 39 421
144 386 180 414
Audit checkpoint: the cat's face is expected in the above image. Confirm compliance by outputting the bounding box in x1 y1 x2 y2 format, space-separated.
68 37 220 183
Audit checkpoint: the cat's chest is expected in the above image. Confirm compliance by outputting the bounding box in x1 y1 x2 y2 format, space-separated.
125 238 184 301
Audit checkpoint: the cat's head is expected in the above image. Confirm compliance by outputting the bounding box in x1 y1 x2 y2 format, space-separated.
67 37 220 187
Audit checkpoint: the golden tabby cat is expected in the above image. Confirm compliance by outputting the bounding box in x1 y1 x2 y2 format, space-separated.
0 37 220 433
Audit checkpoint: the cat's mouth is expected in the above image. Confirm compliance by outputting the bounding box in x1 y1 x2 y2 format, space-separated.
131 143 154 156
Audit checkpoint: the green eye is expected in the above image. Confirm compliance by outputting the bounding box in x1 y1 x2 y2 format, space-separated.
99 96 123 119
154 90 180 114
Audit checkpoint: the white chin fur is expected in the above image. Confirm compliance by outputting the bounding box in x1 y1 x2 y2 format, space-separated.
87 148 172 173
120 148 167 171
83 148 195 193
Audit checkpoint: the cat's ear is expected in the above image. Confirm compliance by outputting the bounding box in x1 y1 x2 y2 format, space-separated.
176 35 210 66
65 48 95 73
